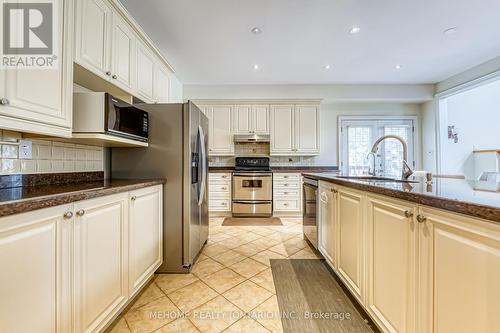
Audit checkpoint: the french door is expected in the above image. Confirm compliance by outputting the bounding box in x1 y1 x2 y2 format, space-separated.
340 118 416 178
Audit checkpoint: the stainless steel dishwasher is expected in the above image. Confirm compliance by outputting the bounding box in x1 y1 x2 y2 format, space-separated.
302 177 318 249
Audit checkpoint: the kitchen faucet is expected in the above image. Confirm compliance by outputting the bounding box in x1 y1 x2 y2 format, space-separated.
367 135 413 180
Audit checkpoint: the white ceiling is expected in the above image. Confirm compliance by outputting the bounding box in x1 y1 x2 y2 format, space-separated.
120 0 500 85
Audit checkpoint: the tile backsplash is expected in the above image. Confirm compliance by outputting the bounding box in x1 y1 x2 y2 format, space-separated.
0 130 104 175
209 155 316 167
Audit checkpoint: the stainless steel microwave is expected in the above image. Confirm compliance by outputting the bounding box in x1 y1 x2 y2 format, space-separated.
73 92 149 142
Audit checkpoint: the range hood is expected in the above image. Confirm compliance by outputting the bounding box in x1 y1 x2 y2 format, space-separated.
234 134 270 143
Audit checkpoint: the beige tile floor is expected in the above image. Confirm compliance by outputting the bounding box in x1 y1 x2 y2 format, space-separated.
109 217 321 333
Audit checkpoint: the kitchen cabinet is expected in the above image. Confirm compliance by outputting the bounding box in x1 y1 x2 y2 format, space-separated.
418 206 500 333
209 173 232 213
318 181 337 267
75 0 113 79
111 13 136 92
270 104 320 155
273 173 302 215
336 186 364 302
128 186 163 296
233 104 269 134
366 194 417 333
135 41 156 103
208 105 234 156
154 64 171 103
0 0 72 137
0 205 72 333
73 193 129 333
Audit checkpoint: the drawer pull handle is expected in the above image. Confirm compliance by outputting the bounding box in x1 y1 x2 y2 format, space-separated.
63 211 73 220
76 209 85 217
0 98 10 105
112 74 117 79
404 210 414 218
416 214 427 223
131 196 137 201
284 192 289 195
221 187 227 190
284 203 289 206
105 70 111 76
221 202 227 206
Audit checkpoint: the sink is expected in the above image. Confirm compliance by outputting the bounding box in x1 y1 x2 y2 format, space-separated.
337 176 419 184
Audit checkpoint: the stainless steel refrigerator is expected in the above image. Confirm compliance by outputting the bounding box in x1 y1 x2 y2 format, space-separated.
111 101 209 273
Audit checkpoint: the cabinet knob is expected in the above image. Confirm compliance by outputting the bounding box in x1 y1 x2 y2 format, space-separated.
105 70 111 76
131 196 137 201
330 188 338 194
112 74 117 79
284 203 289 206
404 210 414 218
63 211 73 220
0 98 10 105
222 175 227 179
416 214 427 223
76 209 85 217
284 192 289 195
221 187 227 190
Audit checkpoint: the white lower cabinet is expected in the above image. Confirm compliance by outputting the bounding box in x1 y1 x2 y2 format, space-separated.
73 193 129 333
336 186 364 302
318 181 337 267
128 186 163 296
0 204 72 333
0 185 163 333
318 180 500 333
273 173 303 215
418 206 500 333
208 173 232 213
366 194 417 333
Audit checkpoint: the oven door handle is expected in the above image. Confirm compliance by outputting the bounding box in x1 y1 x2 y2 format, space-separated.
233 173 272 177
232 200 272 204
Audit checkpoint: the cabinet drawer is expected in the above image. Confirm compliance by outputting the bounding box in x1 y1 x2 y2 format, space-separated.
274 199 300 211
273 181 301 189
209 192 231 200
209 183 231 193
274 189 300 198
209 173 231 181
209 199 231 210
273 173 301 181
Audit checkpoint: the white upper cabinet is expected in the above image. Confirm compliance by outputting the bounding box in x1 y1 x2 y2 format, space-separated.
270 104 320 155
233 105 252 134
75 0 113 78
253 105 270 134
154 64 171 103
270 104 295 154
208 105 234 156
233 104 269 135
0 0 72 137
111 13 135 91
135 41 155 103
295 105 320 154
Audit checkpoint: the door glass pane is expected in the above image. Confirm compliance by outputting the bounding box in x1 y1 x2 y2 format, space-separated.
347 126 372 175
382 126 410 178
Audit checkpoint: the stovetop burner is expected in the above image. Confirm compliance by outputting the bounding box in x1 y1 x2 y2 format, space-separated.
234 156 271 172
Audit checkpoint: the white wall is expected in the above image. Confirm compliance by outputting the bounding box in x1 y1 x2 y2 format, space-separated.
439 79 500 177
184 84 431 166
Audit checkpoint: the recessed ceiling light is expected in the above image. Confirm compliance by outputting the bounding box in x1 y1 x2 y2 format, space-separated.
251 27 262 34
349 26 361 34
394 64 402 70
443 27 457 35
324 64 331 70
253 64 259 70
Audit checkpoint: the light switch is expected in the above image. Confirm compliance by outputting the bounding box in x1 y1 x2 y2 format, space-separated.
19 140 33 159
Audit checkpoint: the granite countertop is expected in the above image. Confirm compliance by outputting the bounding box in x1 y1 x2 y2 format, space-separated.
0 179 166 218
303 173 500 223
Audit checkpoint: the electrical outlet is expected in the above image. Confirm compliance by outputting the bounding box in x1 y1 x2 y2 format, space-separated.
19 140 32 159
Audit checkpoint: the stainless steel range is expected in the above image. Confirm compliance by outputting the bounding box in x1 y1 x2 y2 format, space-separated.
232 157 273 217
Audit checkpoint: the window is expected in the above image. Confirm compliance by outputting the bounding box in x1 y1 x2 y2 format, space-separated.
340 117 416 178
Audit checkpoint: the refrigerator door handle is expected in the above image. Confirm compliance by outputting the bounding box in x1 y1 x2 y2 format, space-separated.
198 125 207 206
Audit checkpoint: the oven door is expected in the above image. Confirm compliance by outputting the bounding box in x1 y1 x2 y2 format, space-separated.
105 94 149 142
303 180 318 249
232 173 272 201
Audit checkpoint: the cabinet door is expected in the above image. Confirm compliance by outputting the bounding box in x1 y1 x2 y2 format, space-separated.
295 105 320 155
129 186 163 296
75 0 112 77
73 194 128 333
270 104 294 155
0 205 72 333
318 181 336 267
154 64 171 103
336 187 364 301
252 105 270 134
366 195 417 333
111 13 135 92
233 105 252 134
0 0 72 134
135 41 155 103
418 206 500 333
209 105 234 156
